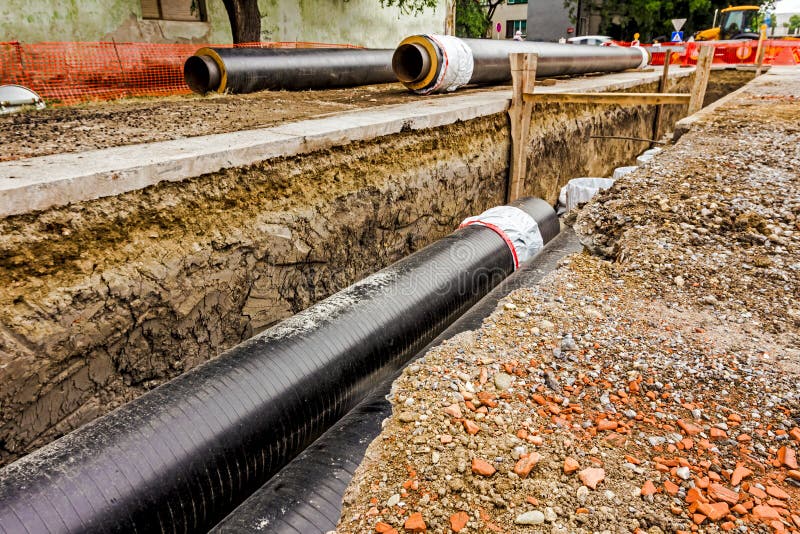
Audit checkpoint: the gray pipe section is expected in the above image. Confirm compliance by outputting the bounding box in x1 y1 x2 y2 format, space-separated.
468 40 648 83
184 47 396 94
393 36 650 93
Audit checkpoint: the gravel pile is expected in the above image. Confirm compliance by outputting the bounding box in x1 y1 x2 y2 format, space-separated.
337 69 799 533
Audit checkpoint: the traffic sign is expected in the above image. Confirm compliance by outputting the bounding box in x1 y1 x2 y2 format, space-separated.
671 18 687 31
670 30 684 42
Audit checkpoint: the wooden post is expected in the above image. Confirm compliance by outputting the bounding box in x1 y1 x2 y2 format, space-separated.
755 24 767 76
507 52 537 203
651 56 671 144
687 45 713 115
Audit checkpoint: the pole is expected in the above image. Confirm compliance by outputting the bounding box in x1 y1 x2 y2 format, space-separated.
652 57 671 145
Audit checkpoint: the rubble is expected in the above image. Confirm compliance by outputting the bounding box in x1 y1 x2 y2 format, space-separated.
337 70 799 532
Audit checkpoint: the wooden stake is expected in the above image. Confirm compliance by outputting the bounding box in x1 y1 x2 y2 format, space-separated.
651 57 671 145
688 45 713 115
507 52 538 203
755 24 767 76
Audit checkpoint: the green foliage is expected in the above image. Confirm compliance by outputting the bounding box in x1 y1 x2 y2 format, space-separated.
562 0 776 41
789 14 800 33
455 0 491 37
379 0 440 15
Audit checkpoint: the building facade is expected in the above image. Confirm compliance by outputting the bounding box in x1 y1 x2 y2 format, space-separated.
489 0 529 39
0 0 447 47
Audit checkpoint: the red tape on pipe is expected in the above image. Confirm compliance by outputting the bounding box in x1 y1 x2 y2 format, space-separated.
459 220 520 270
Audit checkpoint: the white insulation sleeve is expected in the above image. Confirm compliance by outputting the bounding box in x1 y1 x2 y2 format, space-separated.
613 166 638 179
460 205 543 268
636 45 651 69
426 35 474 94
559 177 616 212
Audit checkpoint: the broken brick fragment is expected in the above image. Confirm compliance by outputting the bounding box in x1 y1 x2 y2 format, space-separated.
641 480 657 496
578 467 605 489
513 452 540 479
731 465 753 486
708 483 739 505
777 445 798 469
471 458 496 477
404 513 426 532
664 480 680 496
709 427 727 440
463 420 480 435
752 504 781 521
563 457 580 474
449 511 469 532
677 419 702 436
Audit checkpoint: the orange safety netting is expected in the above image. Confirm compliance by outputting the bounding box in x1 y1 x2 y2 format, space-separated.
644 40 800 66
0 40 363 105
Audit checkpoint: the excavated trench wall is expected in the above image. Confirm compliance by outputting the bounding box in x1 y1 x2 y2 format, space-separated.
0 70 752 466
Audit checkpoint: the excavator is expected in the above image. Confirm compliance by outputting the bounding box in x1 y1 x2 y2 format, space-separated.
695 5 762 40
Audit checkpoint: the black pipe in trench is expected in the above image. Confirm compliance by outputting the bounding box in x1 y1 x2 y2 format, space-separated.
0 199 556 534
210 228 581 534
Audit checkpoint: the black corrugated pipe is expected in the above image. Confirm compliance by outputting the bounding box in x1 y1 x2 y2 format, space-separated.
184 47 396 94
0 199 557 534
210 228 582 534
392 35 651 94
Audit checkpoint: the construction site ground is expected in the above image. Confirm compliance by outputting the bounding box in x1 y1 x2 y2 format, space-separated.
337 67 800 533
0 82 500 162
0 69 750 163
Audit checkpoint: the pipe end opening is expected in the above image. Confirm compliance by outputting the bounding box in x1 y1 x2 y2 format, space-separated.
392 43 431 84
184 55 221 94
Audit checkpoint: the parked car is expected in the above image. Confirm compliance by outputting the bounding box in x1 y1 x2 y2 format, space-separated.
566 35 615 46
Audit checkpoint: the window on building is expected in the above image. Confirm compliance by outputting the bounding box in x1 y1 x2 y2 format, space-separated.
141 0 206 22
506 20 527 38
507 0 528 4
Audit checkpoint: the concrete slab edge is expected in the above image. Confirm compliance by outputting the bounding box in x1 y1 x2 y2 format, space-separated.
0 69 692 218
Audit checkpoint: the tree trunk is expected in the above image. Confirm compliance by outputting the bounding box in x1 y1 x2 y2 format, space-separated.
445 0 456 35
222 0 261 44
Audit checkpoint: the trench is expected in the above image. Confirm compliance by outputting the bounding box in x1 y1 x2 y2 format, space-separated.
0 69 753 468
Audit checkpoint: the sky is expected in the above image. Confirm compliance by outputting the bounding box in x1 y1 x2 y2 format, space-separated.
774 0 800 14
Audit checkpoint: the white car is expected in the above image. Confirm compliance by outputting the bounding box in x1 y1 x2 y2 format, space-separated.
566 35 615 46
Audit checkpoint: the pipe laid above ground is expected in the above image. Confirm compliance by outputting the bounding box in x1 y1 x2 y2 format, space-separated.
184 47 396 94
393 35 651 94
0 199 556 534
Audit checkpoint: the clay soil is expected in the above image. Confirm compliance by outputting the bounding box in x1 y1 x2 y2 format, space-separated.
0 83 508 162
338 69 800 533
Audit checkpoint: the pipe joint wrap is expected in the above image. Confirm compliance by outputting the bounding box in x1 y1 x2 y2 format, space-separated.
425 35 474 94
632 45 651 70
460 205 543 269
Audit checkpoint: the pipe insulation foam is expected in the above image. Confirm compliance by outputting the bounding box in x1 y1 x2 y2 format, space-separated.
460 205 544 269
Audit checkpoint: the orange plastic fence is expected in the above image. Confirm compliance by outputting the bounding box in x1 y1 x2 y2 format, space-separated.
644 40 800 66
0 41 363 105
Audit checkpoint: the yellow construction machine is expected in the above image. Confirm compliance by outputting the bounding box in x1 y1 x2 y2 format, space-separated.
695 5 761 40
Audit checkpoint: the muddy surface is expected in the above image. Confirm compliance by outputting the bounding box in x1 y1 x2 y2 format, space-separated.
0 83 506 162
338 69 799 533
0 70 753 467
0 70 752 163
